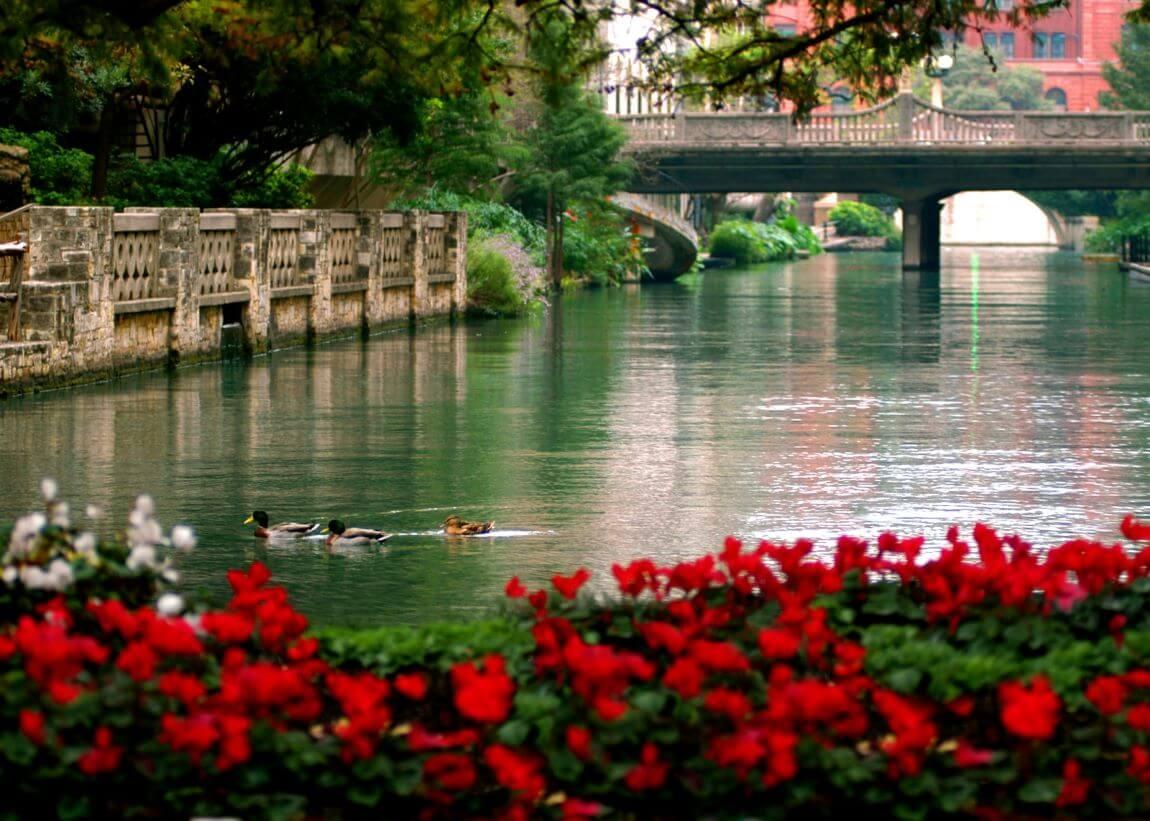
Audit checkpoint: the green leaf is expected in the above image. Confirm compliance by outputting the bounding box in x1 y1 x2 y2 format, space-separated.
497 719 531 747
1018 778 1061 803
887 668 923 693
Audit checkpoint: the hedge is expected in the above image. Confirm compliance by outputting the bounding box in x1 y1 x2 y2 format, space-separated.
3 483 1150 818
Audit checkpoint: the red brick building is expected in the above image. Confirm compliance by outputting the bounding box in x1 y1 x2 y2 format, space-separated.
766 0 1135 111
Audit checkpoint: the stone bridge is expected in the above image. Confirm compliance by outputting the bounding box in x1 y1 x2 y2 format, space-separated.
616 93 1150 270
609 192 698 281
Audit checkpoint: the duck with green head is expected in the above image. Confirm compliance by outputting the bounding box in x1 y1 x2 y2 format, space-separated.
443 515 494 536
243 511 319 539
323 519 391 547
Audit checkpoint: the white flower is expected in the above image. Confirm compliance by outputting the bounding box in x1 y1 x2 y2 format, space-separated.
156 593 185 616
85 504 103 521
2 566 17 586
170 525 197 552
73 532 97 558
46 558 74 590
134 494 155 517
162 567 181 584
127 544 157 572
49 501 70 528
39 478 58 502
6 512 46 560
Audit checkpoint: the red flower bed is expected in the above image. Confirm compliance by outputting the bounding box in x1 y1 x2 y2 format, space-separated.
4 506 1150 817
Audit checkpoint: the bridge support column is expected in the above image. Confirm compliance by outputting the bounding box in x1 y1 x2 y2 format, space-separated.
901 196 943 271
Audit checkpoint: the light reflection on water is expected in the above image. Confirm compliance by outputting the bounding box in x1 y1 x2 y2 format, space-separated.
2 249 1150 625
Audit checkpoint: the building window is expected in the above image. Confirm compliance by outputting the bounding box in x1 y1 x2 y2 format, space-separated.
998 0 1014 9
775 23 797 36
1045 87 1068 110
828 87 853 111
1051 32 1066 58
1000 32 1015 58
985 32 998 50
1033 32 1048 58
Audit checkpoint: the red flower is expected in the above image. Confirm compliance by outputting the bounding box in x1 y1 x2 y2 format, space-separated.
612 559 658 597
395 671 429 701
999 676 1061 740
452 653 515 724
505 576 527 598
145 617 203 656
424 753 477 792
0 634 14 660
758 628 801 660
160 713 219 765
946 695 975 717
1128 746 1150 784
552 568 591 599
19 710 45 745
688 640 749 673
1127 703 1150 732
637 620 687 656
953 740 995 768
1121 514 1150 541
158 671 206 707
561 798 603 818
47 680 82 704
115 641 157 682
227 561 272 594
704 688 752 722
1056 758 1090 807
287 637 319 661
1124 670 1150 689
662 657 704 699
77 727 122 775
592 694 628 722
566 725 593 761
484 744 546 800
201 612 254 645
624 742 668 791
216 715 251 770
87 600 140 639
528 590 548 611
408 725 480 751
1085 676 1126 716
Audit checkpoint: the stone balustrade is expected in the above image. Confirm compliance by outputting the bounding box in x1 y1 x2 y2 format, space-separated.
0 206 466 395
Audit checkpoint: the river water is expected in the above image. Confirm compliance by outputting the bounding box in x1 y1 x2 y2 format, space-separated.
3 249 1150 624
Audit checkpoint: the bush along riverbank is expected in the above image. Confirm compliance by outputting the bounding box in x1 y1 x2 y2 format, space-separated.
708 215 822 266
4 487 1150 817
827 201 902 251
399 190 647 317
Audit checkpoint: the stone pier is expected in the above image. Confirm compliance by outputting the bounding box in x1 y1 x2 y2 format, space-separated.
0 206 466 395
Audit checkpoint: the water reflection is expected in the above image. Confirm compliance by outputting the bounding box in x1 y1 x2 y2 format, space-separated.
2 249 1150 624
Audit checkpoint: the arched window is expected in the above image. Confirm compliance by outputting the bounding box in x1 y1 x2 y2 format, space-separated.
1045 87 1068 111
828 87 853 111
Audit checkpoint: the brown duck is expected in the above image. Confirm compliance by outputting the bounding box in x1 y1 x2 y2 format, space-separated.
443 515 494 536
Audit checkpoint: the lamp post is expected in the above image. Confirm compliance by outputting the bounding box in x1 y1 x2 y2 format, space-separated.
923 53 955 108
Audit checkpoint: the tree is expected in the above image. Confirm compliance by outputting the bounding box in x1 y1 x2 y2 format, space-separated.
510 13 632 287
1102 24 1150 110
913 46 1048 110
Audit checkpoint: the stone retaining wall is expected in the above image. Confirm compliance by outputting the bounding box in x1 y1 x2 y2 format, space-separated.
0 207 466 395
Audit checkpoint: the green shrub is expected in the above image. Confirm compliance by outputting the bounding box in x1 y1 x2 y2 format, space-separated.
466 239 527 316
828 200 897 238
0 127 92 205
106 155 221 209
233 165 315 209
708 217 822 265
563 205 648 284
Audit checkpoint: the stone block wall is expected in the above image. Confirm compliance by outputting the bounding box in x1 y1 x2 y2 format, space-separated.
0 206 466 395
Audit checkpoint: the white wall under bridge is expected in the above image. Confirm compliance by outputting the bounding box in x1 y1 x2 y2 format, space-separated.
892 191 1094 249
941 192 1058 246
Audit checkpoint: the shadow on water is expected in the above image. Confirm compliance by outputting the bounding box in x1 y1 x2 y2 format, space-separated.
3 249 1150 624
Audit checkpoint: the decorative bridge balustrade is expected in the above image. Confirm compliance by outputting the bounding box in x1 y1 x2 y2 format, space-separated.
617 93 1150 146
1 207 467 393
111 214 160 302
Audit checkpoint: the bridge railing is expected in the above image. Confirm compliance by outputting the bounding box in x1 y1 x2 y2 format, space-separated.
617 93 1150 146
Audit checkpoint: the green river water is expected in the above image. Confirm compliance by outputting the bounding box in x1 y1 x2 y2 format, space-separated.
3 249 1150 625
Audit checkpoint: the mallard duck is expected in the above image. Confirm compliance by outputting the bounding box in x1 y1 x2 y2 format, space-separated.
323 519 391 546
444 515 494 536
243 510 319 539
